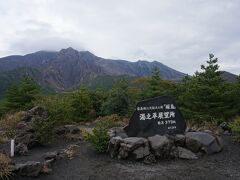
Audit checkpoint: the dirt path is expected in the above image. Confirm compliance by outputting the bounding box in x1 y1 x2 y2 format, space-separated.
14 135 240 180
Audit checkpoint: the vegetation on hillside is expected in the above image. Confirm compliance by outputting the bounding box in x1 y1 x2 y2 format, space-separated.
0 54 240 137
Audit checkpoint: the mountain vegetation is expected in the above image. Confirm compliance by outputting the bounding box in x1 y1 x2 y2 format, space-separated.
0 47 186 99
0 53 240 141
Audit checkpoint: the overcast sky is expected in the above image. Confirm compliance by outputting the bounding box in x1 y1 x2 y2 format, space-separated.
0 0 239 75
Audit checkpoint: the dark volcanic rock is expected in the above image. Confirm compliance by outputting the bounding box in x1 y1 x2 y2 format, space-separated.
186 132 222 154
15 161 42 177
14 106 49 155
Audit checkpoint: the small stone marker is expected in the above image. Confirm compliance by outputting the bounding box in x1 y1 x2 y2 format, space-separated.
124 96 186 137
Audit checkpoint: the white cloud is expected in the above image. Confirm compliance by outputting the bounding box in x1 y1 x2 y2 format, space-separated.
0 0 240 74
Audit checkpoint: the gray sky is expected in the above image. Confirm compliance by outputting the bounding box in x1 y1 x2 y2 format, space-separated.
0 0 240 75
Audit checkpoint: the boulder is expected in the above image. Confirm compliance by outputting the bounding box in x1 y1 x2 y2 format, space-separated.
43 151 59 161
108 136 123 158
14 106 49 154
185 136 202 153
28 106 48 119
185 132 222 154
132 145 150 160
118 137 149 159
15 133 37 149
55 125 82 139
15 143 28 155
177 147 198 160
15 161 42 177
108 127 128 139
174 134 186 147
148 135 175 159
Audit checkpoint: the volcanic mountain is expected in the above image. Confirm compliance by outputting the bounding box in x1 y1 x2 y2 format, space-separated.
0 47 186 97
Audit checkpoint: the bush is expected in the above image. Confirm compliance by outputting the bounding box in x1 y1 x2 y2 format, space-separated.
34 95 73 125
0 111 26 139
101 80 129 117
87 124 110 153
94 114 124 129
33 118 55 145
70 88 92 121
0 153 13 180
230 117 240 141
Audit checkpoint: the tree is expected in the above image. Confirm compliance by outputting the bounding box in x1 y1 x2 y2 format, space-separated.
178 54 228 123
101 80 129 116
70 88 92 120
141 67 176 99
90 88 108 116
4 77 40 112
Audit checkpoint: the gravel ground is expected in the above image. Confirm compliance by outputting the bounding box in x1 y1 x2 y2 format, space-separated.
5 135 240 180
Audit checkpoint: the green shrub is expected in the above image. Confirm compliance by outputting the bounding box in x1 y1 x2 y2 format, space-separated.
230 117 240 141
87 124 110 153
33 118 55 145
34 95 73 125
70 88 92 121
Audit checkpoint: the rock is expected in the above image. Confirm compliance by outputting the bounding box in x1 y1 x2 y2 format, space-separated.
44 151 59 160
174 134 186 147
143 154 157 164
64 144 80 159
177 147 198 160
148 135 175 159
64 125 81 134
108 127 128 139
15 161 42 177
55 125 82 140
185 136 202 153
14 106 49 154
132 145 150 160
15 133 37 149
28 106 48 119
108 136 123 158
16 122 33 133
15 143 28 155
185 132 222 154
118 137 149 159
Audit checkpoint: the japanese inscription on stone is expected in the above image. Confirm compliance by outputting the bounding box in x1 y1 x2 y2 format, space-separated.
124 96 186 137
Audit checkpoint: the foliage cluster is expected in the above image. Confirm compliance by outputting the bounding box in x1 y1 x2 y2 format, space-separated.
86 123 110 153
230 116 240 141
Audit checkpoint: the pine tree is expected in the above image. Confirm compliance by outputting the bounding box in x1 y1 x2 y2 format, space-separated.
101 80 129 116
4 77 40 111
179 54 227 123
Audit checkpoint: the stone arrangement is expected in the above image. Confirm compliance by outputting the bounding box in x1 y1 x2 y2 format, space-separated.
108 128 223 163
13 144 80 177
14 106 49 155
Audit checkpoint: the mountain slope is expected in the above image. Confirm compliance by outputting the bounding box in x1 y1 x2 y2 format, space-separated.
0 47 186 97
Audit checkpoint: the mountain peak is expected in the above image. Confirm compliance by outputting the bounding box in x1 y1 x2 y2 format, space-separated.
57 47 81 58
